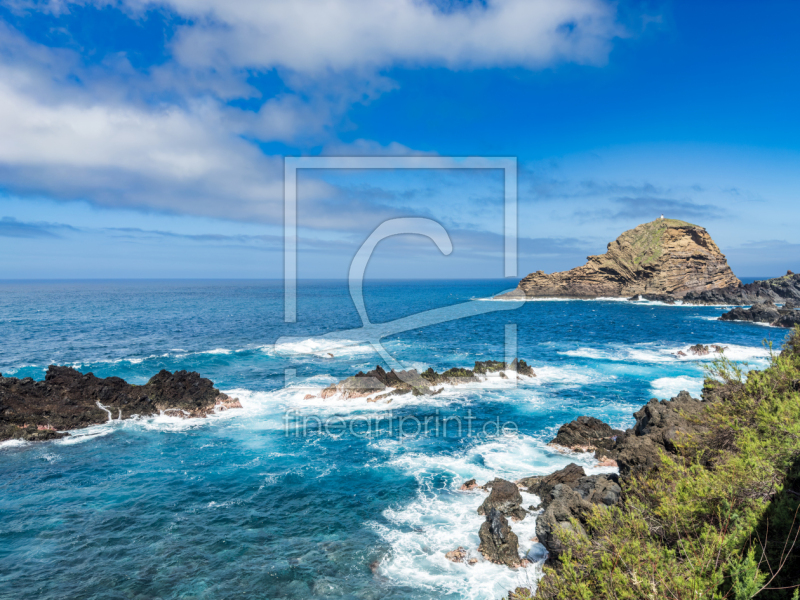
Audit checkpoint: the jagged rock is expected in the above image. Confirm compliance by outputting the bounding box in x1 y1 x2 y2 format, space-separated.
478 478 526 520
521 463 586 498
478 509 521 567
549 416 624 455
534 484 590 560
0 366 240 442
319 359 536 401
519 464 621 561
773 311 800 329
688 344 710 356
460 478 478 491
684 272 800 305
720 301 781 324
497 219 739 300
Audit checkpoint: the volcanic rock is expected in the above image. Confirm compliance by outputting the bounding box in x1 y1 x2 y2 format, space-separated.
720 301 781 324
478 509 521 567
498 219 740 300
684 272 800 305
521 464 621 561
549 416 624 455
0 366 241 442
319 359 536 401
478 478 526 520
719 300 800 328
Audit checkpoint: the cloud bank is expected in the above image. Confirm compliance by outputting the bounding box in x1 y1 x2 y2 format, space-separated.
0 0 622 225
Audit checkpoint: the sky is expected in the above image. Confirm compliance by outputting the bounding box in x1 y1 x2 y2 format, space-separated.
0 0 798 280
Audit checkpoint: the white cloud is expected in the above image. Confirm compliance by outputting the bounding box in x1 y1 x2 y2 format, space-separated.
163 0 621 72
0 1 623 224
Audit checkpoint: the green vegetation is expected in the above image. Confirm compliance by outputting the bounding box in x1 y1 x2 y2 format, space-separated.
516 327 800 600
627 218 697 268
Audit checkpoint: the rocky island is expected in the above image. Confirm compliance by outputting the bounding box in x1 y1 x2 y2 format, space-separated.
499 219 740 300
0 366 241 442
314 359 535 402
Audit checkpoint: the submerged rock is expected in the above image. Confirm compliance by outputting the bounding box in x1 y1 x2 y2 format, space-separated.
0 366 241 442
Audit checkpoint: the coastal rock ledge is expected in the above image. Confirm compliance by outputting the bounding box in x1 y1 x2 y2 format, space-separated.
499 219 740 300
0 366 241 442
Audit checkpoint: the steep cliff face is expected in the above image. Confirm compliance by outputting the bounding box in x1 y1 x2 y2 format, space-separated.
507 219 740 299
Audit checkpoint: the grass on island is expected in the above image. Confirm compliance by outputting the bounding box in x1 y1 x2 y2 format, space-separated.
511 327 800 600
627 218 698 268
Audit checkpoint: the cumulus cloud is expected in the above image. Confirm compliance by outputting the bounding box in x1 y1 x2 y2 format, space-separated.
0 0 623 226
31 0 621 72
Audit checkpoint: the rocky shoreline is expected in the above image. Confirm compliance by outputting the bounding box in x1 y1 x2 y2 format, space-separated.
0 366 241 442
718 299 800 328
451 386 713 574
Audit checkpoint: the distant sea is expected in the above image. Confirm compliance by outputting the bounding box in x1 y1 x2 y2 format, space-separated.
0 280 788 599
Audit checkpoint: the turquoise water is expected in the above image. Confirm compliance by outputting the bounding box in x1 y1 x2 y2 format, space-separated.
0 280 788 599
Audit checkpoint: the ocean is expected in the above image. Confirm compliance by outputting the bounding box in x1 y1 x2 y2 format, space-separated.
0 279 787 600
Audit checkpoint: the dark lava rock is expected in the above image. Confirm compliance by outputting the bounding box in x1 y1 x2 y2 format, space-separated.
320 358 536 400
0 366 240 442
545 391 708 479
478 478 526 520
688 344 710 356
773 311 800 328
520 463 621 561
720 301 781 324
478 509 521 567
684 273 800 305
549 416 623 455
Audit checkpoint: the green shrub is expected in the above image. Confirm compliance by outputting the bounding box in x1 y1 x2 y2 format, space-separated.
533 327 800 600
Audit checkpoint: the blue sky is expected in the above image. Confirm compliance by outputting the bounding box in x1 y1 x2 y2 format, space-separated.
0 0 798 279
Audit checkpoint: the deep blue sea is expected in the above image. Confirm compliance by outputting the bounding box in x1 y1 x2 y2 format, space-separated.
0 280 790 600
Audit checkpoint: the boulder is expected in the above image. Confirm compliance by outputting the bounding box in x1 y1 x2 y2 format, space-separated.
478 509 521 568
719 302 781 324
549 416 623 455
478 478 527 520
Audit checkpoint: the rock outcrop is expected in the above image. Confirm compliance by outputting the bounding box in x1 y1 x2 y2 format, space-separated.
0 366 241 442
517 464 621 561
547 390 707 480
478 478 527 521
719 300 800 328
478 509 522 567
548 416 624 457
683 271 800 305
500 219 740 300
318 359 535 401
